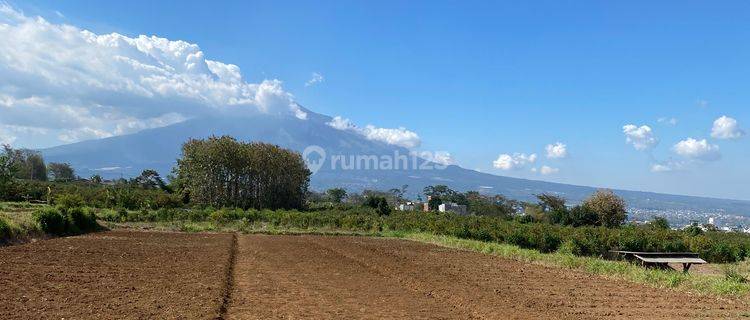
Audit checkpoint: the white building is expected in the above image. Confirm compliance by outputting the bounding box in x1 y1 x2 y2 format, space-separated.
398 202 415 211
438 202 467 215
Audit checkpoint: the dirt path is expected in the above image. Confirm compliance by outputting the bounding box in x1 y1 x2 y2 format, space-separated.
227 235 748 319
0 230 234 320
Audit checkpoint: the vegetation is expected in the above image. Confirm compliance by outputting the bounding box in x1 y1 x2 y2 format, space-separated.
174 136 311 210
3 145 47 181
3 137 750 298
47 162 76 182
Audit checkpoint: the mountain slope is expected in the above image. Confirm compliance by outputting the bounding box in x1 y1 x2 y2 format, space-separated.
41 110 750 216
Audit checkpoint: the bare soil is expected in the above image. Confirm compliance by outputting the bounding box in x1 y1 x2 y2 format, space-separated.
2 232 748 319
227 235 749 319
0 230 234 320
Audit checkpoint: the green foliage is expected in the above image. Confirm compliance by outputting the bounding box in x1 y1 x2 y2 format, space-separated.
176 136 310 210
47 162 76 182
55 193 85 210
536 193 566 212
0 215 11 241
722 264 748 284
33 207 67 235
649 216 671 230
0 153 16 200
364 196 391 215
582 189 628 228
33 205 98 236
466 191 518 218
684 222 704 236
2 145 47 181
326 188 347 203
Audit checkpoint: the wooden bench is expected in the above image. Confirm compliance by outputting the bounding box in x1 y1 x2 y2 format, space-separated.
609 251 707 273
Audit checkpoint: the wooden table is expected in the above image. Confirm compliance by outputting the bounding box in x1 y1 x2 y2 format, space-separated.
609 251 707 273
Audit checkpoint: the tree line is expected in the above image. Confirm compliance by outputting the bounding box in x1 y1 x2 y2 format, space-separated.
173 136 311 210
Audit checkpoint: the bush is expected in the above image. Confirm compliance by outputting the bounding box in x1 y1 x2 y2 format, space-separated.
66 207 98 233
34 206 99 235
34 207 67 235
55 193 85 210
0 216 12 240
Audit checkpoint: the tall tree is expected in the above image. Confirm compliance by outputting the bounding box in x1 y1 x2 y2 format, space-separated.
2 145 47 181
326 188 347 203
175 136 311 210
47 162 75 182
135 169 167 190
582 189 628 228
0 153 16 199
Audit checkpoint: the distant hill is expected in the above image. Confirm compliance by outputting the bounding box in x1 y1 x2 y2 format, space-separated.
41 108 750 216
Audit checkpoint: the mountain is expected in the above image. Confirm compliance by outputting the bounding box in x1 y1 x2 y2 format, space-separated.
41 109 750 216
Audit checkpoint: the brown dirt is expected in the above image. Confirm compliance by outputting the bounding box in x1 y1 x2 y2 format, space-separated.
227 235 749 319
2 232 748 319
0 230 234 320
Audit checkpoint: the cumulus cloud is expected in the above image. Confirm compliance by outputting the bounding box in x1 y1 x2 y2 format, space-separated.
492 153 537 170
305 72 324 87
623 124 658 151
711 116 745 140
0 4 306 146
672 138 721 161
545 142 567 159
326 116 421 148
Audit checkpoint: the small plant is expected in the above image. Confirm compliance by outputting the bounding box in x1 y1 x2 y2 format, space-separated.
722 264 748 284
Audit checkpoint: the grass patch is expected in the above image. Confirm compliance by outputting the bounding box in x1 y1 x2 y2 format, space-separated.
0 202 44 243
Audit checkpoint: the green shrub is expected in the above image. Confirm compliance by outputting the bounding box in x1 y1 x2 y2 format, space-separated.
98 208 120 222
55 193 85 210
0 216 12 240
67 207 98 232
33 207 67 235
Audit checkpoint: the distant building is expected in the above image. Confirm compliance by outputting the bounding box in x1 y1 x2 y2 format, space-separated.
438 202 467 215
397 202 415 211
423 196 432 212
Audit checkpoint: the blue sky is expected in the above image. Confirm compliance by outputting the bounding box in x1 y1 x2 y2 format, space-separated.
3 1 750 200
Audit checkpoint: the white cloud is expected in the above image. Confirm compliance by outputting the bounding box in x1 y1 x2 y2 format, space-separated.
0 5 306 146
672 138 721 161
326 116 421 148
539 165 559 175
697 99 709 108
658 117 678 126
431 152 456 166
711 116 745 140
362 125 421 149
623 124 658 151
650 164 672 173
493 153 537 170
545 142 567 159
305 72 324 87
326 116 356 131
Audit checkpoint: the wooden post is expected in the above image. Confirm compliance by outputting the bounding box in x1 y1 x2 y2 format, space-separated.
682 263 692 273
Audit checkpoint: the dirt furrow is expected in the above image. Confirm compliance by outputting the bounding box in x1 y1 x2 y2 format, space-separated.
226 235 748 319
